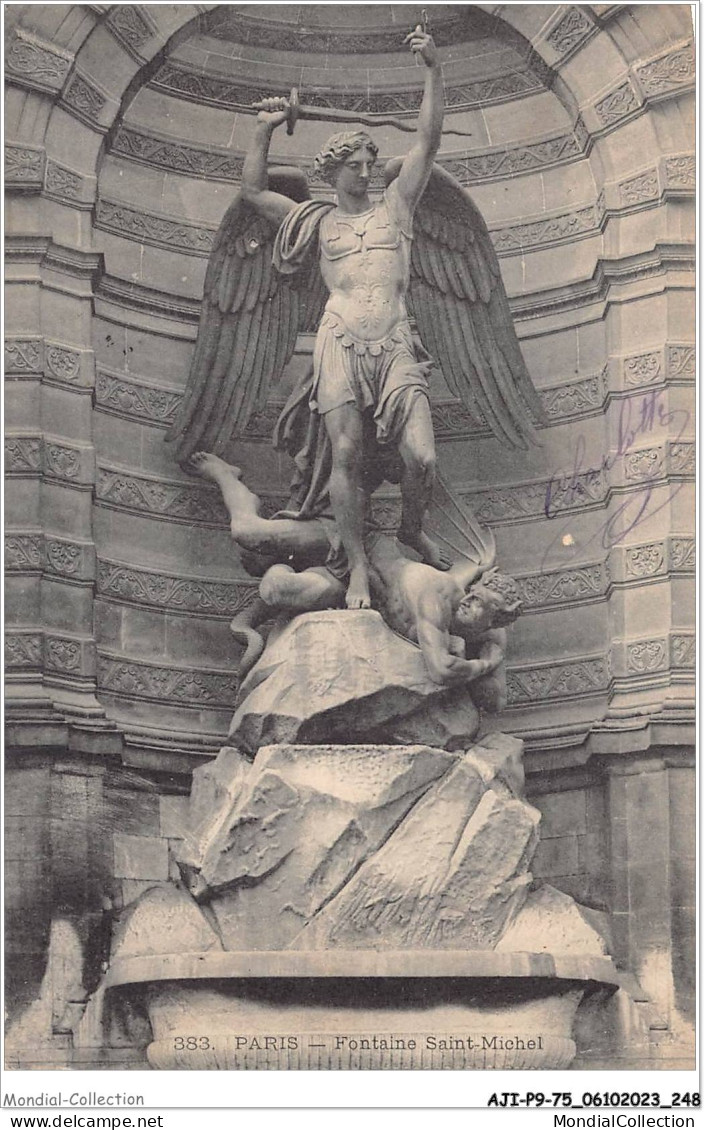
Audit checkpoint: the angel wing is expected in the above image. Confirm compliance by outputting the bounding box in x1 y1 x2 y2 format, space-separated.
425 467 496 570
385 159 547 450
165 168 329 465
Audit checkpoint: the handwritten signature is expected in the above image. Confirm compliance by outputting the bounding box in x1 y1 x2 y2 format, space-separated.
540 389 690 571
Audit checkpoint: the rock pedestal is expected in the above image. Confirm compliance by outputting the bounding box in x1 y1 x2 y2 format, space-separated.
229 610 481 754
91 610 619 1070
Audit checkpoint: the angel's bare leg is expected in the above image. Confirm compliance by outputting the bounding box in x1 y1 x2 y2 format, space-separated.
191 453 329 562
323 405 371 609
260 564 344 612
396 396 451 570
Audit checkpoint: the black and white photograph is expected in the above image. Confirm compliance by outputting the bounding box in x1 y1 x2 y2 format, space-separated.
3 0 697 1104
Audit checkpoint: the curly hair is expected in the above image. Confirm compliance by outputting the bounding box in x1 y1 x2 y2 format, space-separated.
475 568 523 627
313 131 379 185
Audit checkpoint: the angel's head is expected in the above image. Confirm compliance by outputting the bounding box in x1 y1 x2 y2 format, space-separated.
314 131 379 194
453 568 522 635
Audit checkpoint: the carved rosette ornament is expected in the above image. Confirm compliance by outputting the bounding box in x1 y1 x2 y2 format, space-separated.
625 543 666 579
627 639 667 674
45 636 83 673
624 351 662 387
45 344 81 383
45 539 83 576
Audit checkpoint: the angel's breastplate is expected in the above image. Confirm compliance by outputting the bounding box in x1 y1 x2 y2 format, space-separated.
320 201 412 339
320 199 409 262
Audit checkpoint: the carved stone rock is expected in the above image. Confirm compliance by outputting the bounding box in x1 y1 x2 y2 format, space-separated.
496 884 609 956
229 610 480 756
111 884 223 961
290 734 539 950
179 742 456 950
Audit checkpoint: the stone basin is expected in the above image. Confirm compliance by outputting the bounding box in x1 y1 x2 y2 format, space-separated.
103 950 622 1070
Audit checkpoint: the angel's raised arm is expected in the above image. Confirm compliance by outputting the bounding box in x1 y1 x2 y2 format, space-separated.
395 28 444 213
242 102 298 227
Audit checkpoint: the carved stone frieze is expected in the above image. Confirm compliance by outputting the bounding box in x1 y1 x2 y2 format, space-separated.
111 125 245 181
45 160 84 201
667 345 695 379
670 634 695 668
62 72 108 126
5 27 72 93
5 632 43 669
540 370 607 421
5 436 42 474
97 654 239 706
96 467 227 526
95 370 182 426
95 368 607 437
96 198 215 255
546 7 595 57
670 537 695 571
635 42 695 97
514 563 608 609
202 7 478 54
624 542 666 579
471 467 607 525
97 560 257 616
5 533 43 572
623 351 661 387
110 121 587 190
619 168 658 207
431 401 483 438
45 343 81 384
432 132 585 184
664 155 695 189
594 80 639 127
105 5 154 57
4 338 43 374
668 442 695 477
102 164 548 245
243 403 287 439
626 639 667 673
5 143 45 190
506 656 609 705
491 205 597 255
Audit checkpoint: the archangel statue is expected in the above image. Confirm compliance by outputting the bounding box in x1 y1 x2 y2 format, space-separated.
166 26 544 694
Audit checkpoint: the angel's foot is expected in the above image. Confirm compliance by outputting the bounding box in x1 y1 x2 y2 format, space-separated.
399 528 452 571
345 566 371 609
190 451 242 484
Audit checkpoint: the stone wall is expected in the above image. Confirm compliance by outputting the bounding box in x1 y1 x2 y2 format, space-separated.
4 3 695 1069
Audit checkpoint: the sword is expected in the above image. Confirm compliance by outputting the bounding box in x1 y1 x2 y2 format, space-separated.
251 85 473 140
